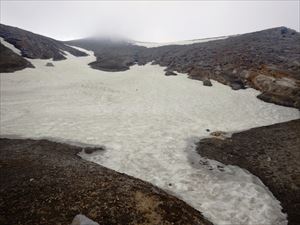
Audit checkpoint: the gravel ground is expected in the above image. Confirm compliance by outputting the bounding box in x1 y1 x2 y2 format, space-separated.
0 138 212 225
196 119 300 225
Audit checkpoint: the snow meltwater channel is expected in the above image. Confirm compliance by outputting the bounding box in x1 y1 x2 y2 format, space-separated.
1 42 299 225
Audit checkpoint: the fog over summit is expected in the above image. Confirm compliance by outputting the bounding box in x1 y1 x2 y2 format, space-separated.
1 1 299 42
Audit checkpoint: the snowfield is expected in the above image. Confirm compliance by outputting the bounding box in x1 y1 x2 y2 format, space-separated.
132 36 229 48
1 42 299 225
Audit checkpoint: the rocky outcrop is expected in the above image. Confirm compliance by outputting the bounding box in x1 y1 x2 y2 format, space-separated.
0 43 34 72
67 37 146 72
89 57 130 72
0 138 212 225
247 66 300 108
0 24 87 61
196 119 300 225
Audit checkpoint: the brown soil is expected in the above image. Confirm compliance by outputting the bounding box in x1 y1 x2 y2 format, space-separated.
0 138 212 225
196 119 300 225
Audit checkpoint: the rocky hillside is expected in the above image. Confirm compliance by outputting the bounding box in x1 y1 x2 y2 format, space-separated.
0 24 87 62
196 119 300 225
68 37 147 71
1 24 299 108
0 138 212 225
69 27 300 108
147 27 300 108
0 42 34 72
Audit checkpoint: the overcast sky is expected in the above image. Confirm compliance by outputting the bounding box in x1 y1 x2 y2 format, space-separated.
1 1 299 42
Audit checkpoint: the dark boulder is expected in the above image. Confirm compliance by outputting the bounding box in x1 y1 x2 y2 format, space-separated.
165 71 177 76
45 62 54 67
203 79 212 86
230 80 246 90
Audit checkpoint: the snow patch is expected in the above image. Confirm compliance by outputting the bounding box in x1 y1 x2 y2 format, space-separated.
71 214 99 225
133 36 229 48
66 44 91 56
1 49 299 225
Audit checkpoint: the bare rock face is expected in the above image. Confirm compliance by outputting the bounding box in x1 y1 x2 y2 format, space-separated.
196 119 300 225
0 138 212 225
248 67 300 108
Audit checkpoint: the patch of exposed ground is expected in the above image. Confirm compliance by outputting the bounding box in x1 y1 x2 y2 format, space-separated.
196 119 300 225
0 138 212 225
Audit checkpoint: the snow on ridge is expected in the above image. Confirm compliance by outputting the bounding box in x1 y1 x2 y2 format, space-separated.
65 44 92 56
0 37 22 55
0 37 93 63
132 36 229 48
1 54 298 225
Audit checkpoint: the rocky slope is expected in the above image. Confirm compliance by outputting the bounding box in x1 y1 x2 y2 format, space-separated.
0 24 87 62
67 37 147 71
69 27 300 108
1 24 299 107
0 42 34 72
0 138 212 225
196 119 300 225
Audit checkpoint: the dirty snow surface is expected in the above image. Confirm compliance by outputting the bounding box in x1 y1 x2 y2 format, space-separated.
1 46 299 225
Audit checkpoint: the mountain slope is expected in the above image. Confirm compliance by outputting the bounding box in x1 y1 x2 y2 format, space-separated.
0 24 88 61
1 24 299 108
69 27 300 108
0 42 34 72
67 37 147 71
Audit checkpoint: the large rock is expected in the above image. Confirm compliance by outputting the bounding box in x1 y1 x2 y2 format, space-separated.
165 70 177 76
249 69 300 108
71 214 99 225
45 62 54 67
203 79 212 86
0 138 212 225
